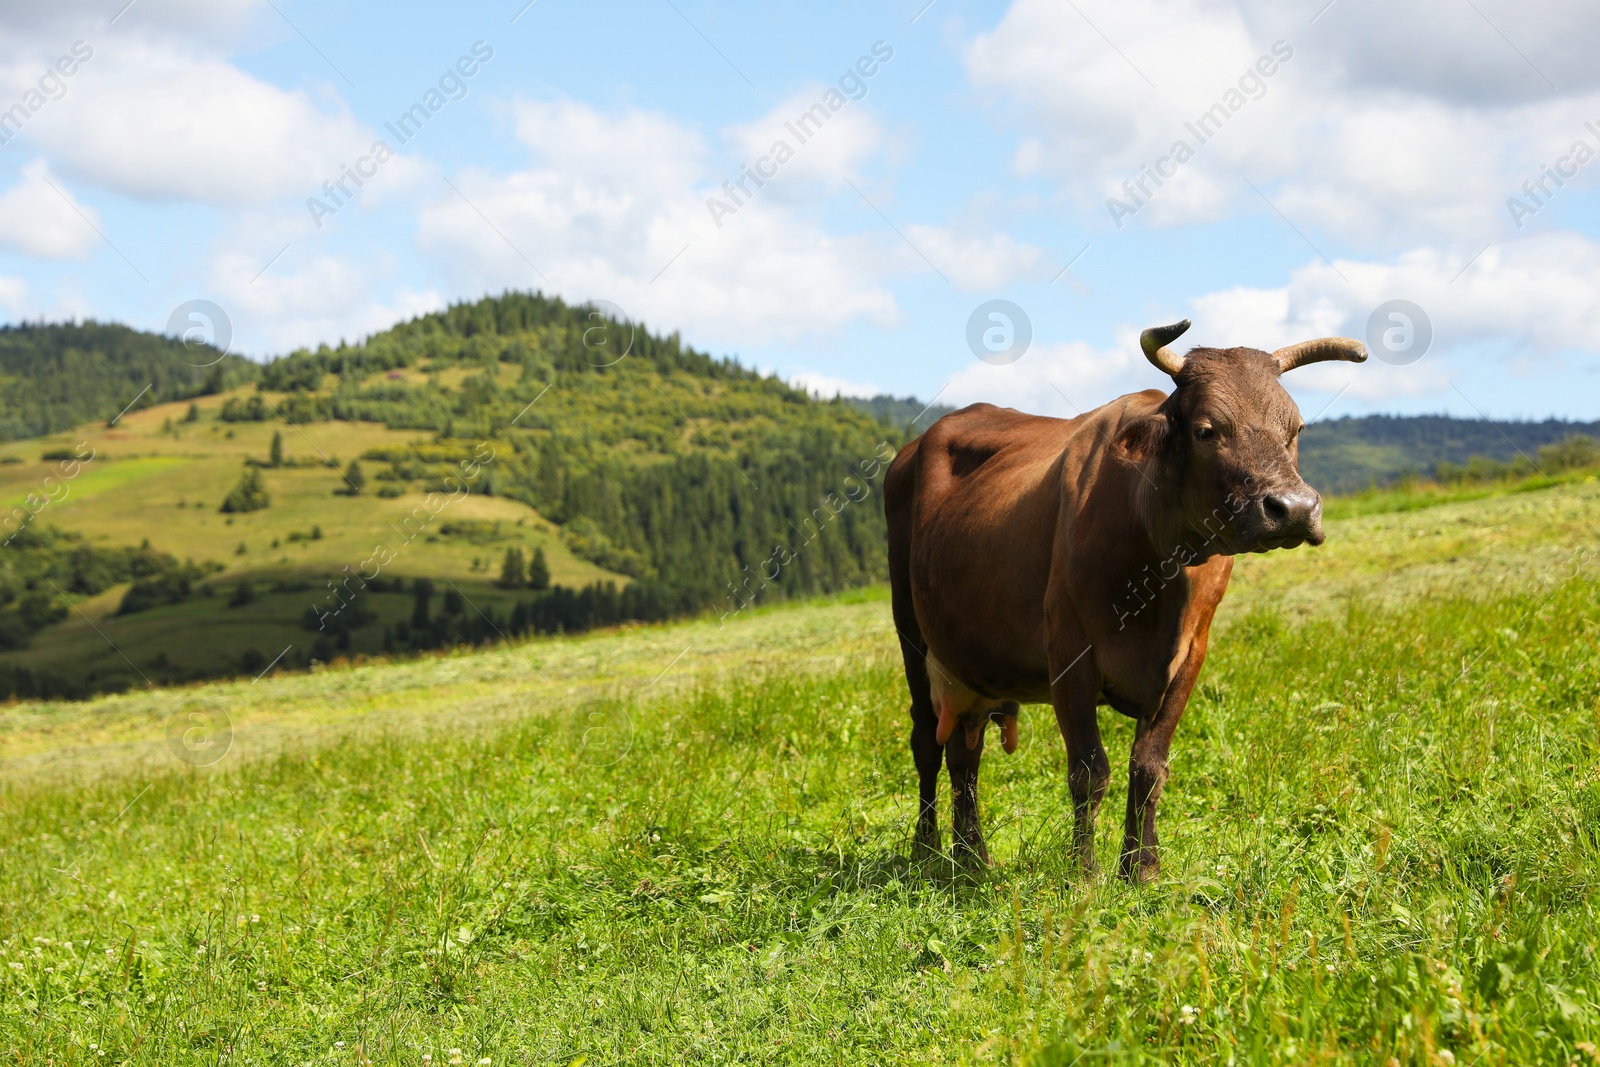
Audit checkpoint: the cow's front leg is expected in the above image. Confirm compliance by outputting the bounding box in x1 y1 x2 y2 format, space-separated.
1052 660 1107 877
1120 717 1170 883
1119 631 1210 883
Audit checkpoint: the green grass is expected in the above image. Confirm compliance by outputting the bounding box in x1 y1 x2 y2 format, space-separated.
0 456 190 513
2 480 1599 1063
1321 466 1600 521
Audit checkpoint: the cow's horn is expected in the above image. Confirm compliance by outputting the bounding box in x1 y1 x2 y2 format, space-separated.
1272 337 1368 373
1140 320 1191 376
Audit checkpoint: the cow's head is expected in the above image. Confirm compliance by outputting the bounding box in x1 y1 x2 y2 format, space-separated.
1122 319 1366 554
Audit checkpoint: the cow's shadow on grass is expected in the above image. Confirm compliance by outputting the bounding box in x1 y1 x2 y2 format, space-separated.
771 809 1082 904
763 801 1212 917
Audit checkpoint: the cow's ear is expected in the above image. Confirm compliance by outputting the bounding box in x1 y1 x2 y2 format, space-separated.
1115 414 1169 463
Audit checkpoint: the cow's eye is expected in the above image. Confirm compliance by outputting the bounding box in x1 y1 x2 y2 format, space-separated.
1193 424 1215 441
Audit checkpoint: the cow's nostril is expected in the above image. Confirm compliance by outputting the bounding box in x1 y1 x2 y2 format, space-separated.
1262 495 1289 523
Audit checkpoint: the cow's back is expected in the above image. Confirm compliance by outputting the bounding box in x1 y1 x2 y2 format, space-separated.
889 404 1081 698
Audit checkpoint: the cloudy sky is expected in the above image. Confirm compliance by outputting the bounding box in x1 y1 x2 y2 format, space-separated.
0 0 1596 420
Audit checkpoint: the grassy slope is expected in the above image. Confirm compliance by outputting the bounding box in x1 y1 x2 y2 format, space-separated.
1 474 1598 1063
0 388 626 682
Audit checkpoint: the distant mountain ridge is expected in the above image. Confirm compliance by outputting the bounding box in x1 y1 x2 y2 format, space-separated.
1299 413 1600 494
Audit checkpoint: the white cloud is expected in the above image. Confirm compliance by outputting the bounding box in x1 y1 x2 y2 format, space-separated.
0 0 264 38
1187 233 1600 400
722 87 884 203
968 0 1600 243
1194 234 1600 357
939 229 1600 416
23 37 379 205
416 98 901 347
1274 0 1600 105
0 160 99 259
0 275 26 312
788 371 883 399
513 97 705 190
205 245 443 355
901 224 1046 291
941 334 1157 418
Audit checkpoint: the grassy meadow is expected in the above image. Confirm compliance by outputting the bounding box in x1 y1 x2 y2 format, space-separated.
1 471 1598 1063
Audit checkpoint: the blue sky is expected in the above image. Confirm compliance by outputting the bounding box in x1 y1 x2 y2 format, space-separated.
0 0 1597 421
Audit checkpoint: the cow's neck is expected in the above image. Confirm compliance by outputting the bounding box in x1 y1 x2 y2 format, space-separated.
1125 449 1215 569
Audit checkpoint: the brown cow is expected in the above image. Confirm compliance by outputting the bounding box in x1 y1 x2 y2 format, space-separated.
885 320 1366 881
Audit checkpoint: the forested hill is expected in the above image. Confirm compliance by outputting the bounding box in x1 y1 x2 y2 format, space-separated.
840 393 953 432
0 321 258 439
240 292 896 616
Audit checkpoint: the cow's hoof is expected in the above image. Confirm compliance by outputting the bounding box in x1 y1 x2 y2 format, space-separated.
1119 853 1159 884
1073 839 1099 880
953 838 991 870
912 830 942 861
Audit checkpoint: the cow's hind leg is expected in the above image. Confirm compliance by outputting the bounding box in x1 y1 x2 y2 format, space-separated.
887 440 943 858
1053 657 1109 877
889 552 941 857
905 643 944 858
945 715 989 867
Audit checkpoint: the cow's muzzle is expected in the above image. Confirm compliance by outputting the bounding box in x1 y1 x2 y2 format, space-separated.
1242 487 1324 550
